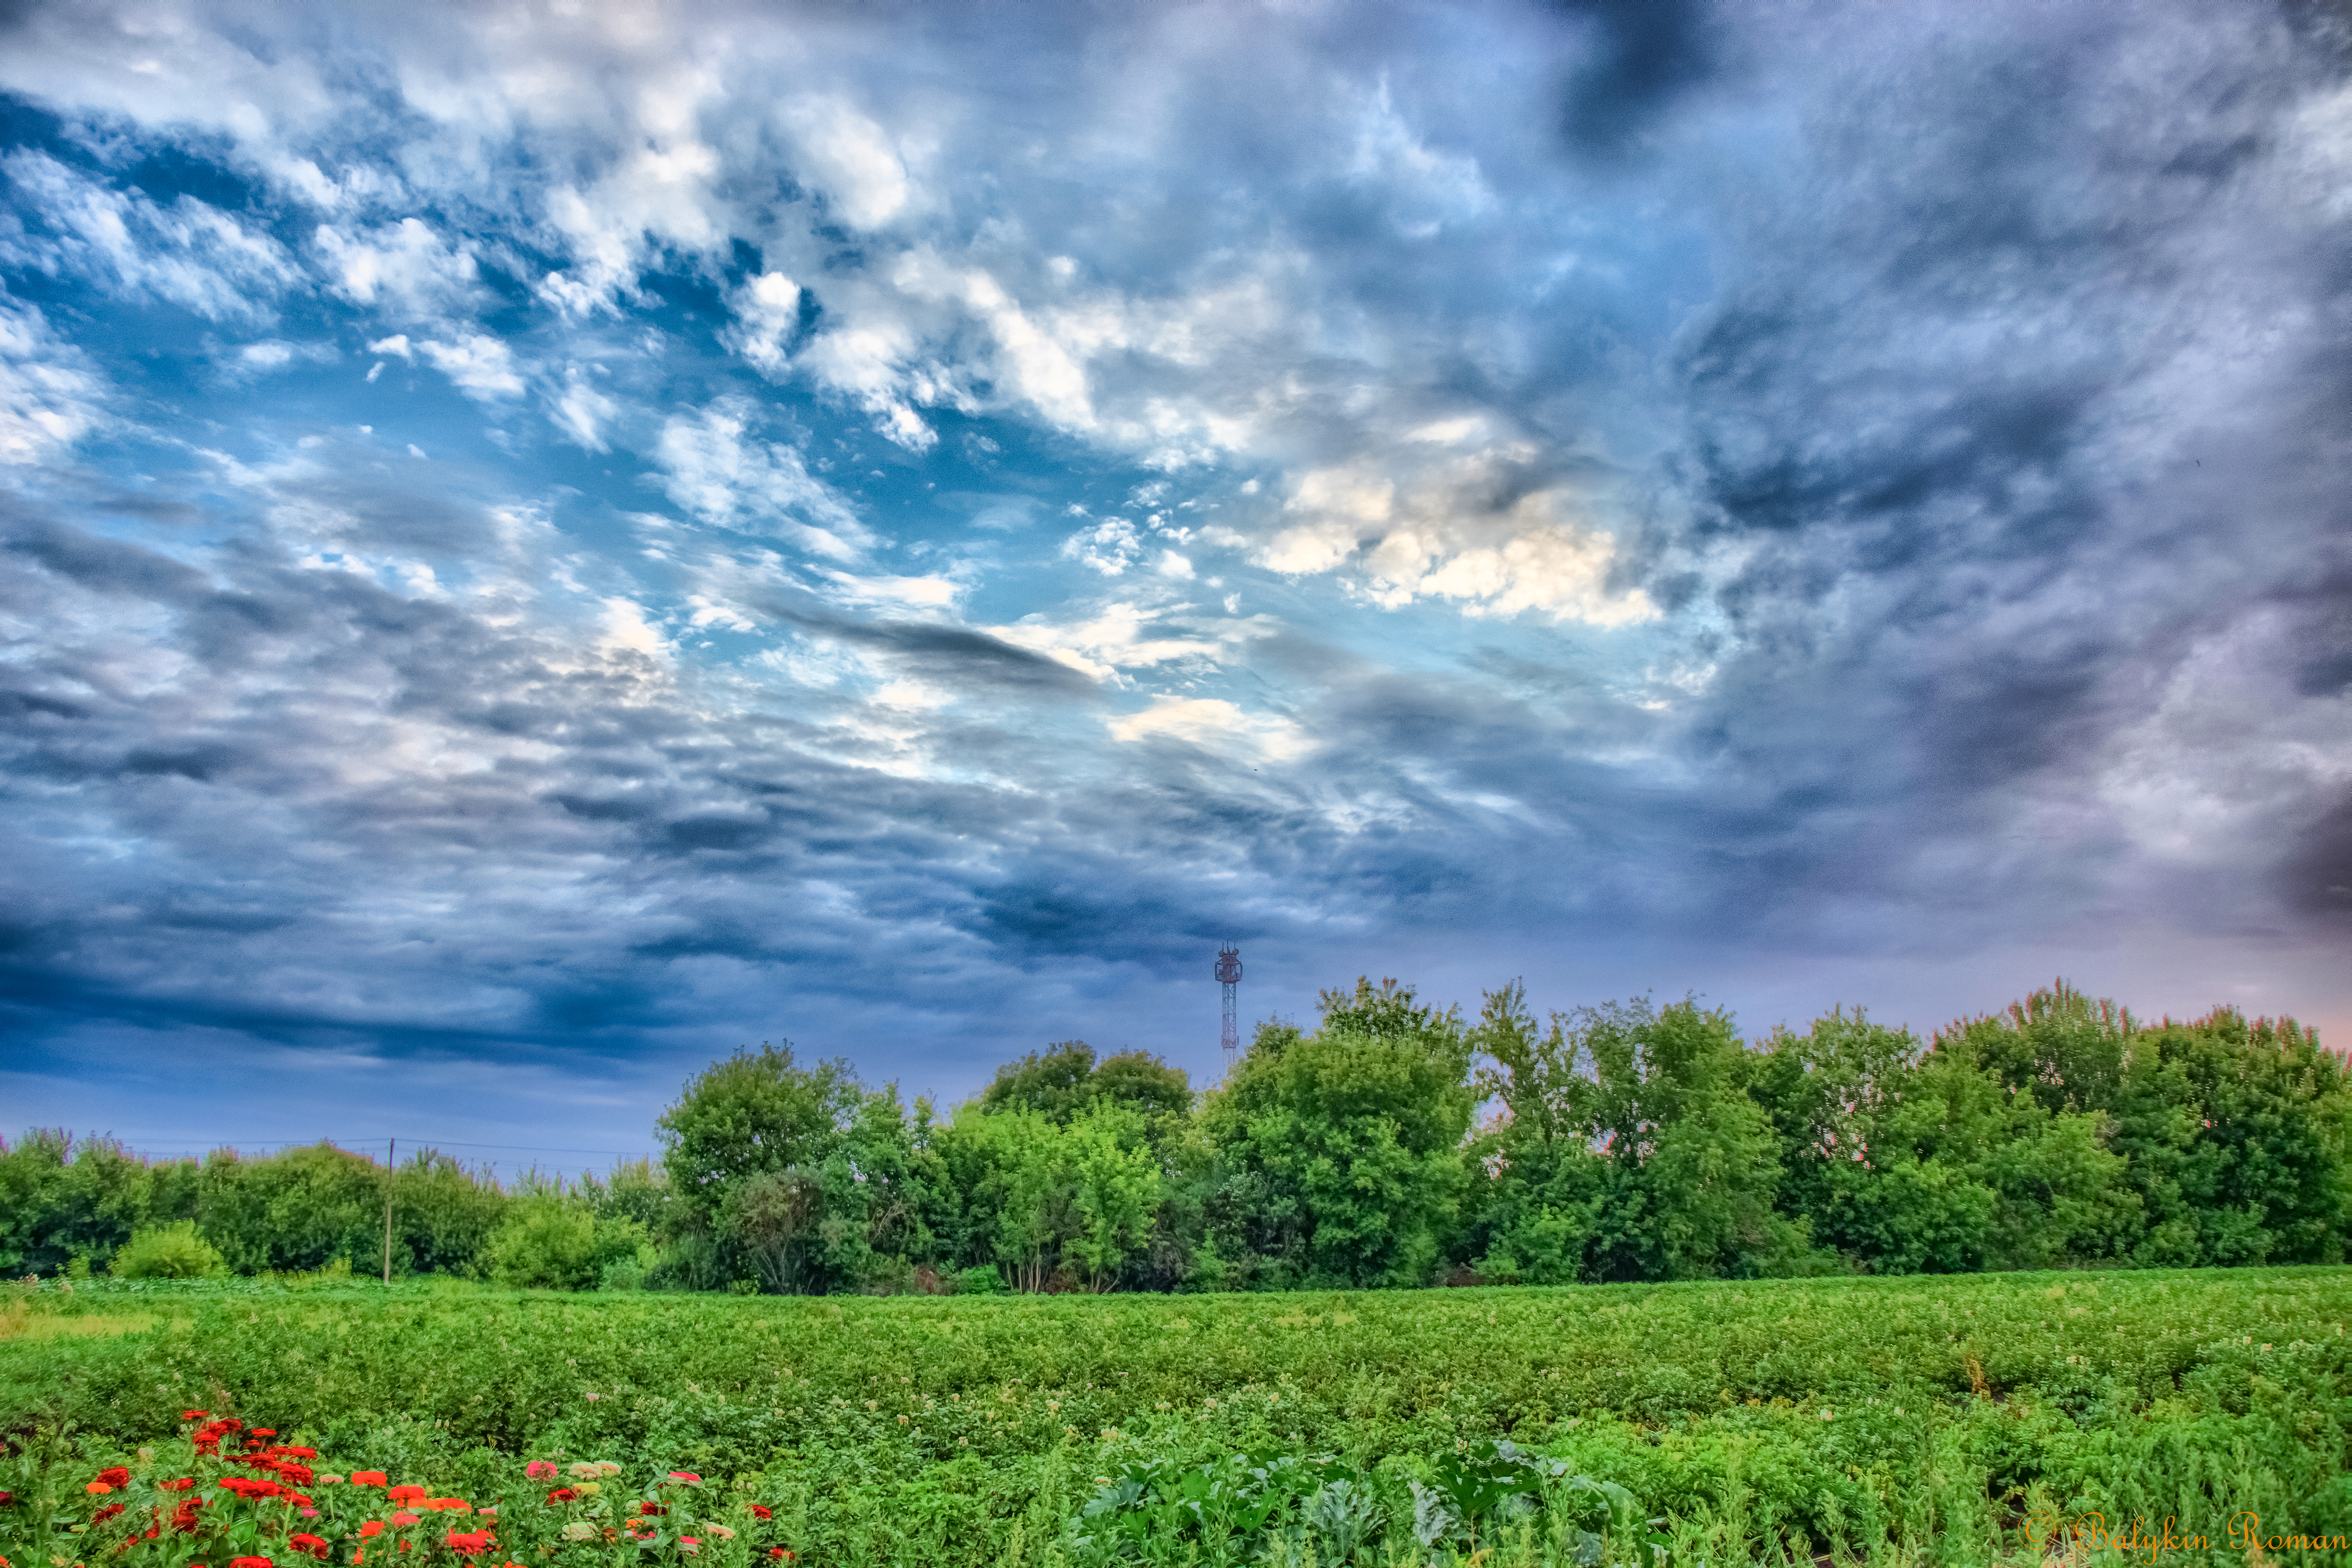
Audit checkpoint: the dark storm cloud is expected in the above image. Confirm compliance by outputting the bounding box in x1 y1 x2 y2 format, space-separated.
765 609 1101 699
1554 0 1715 154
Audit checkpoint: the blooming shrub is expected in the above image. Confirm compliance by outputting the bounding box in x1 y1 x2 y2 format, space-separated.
0 1416 791 1568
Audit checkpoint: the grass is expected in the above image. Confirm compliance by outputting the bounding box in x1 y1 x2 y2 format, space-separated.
2 1268 2348 1564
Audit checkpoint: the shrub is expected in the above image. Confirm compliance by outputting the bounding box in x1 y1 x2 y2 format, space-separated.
109 1220 227 1278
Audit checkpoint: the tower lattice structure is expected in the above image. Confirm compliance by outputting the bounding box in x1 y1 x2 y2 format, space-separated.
1215 946 1243 1063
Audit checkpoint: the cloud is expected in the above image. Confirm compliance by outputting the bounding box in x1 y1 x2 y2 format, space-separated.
416 334 524 399
0 298 105 463
316 218 481 318
1266 445 1655 626
0 0 2345 1133
1 149 298 321
781 97 915 230
1108 695 1312 764
653 399 873 559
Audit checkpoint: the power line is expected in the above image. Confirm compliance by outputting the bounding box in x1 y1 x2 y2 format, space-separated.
83 1136 656 1158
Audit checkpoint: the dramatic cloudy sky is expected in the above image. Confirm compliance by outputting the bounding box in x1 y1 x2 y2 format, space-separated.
3 0 2348 1170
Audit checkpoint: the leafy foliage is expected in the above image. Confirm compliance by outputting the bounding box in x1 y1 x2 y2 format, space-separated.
2 978 2345 1294
3 1268 2349 1565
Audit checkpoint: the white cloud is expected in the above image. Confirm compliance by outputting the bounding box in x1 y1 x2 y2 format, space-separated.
722 271 802 377
0 298 105 464
1262 448 1655 627
416 334 525 400
654 399 873 559
597 597 668 660
0 149 298 322
223 339 337 379
315 218 481 318
1063 517 1143 576
549 364 619 452
818 569 962 611
781 98 915 229
1108 695 1312 762
990 601 1243 682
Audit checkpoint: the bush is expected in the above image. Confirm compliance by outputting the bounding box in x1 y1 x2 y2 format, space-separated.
484 1196 599 1290
109 1220 226 1278
955 1263 1007 1294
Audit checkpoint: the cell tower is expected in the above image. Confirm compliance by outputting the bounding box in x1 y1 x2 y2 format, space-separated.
1215 945 1243 1063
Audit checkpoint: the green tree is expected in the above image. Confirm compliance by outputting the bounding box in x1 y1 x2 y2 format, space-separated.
0 1132 192 1275
657 1043 922 1292
2108 1006 2345 1265
1459 981 1605 1283
1201 978 1474 1288
1581 998 1804 1281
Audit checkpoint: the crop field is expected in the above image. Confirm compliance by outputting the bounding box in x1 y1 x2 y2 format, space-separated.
3 1269 2350 1566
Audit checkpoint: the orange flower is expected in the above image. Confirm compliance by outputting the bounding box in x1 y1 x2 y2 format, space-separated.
351 1472 389 1487
359 1522 386 1539
386 1486 428 1503
390 1512 422 1527
421 1498 471 1513
86 1482 114 1495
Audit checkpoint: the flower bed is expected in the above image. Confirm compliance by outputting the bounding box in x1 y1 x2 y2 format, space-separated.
0 1416 793 1568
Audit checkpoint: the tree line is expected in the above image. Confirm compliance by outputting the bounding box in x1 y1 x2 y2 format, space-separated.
4 977 2344 1292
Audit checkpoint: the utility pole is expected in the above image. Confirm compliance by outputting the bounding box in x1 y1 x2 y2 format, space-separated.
382 1137 394 1285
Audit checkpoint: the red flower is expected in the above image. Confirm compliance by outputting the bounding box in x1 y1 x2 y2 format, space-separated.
276 1447 318 1459
92 1504 125 1524
96 1468 131 1488
288 1534 330 1560
750 1505 772 1520
385 1486 428 1504
181 1410 211 1421
544 1489 577 1504
444 1530 494 1556
639 1502 666 1516
231 1557 272 1568
250 1430 278 1438
278 1464 316 1487
158 1479 197 1493
390 1512 422 1527
220 1477 285 1499
351 1472 389 1487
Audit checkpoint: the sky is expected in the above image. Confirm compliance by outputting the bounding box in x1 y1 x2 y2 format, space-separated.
1 0 2347 1179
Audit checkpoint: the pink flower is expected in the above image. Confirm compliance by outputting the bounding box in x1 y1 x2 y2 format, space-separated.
524 1462 557 1481
584 1394 599 1402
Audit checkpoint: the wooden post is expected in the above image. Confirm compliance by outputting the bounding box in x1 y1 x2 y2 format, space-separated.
382 1137 394 1285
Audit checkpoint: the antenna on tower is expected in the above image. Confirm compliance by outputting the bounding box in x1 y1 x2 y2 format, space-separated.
1215 945 1243 1065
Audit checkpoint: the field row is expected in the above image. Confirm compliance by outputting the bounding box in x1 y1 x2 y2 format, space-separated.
3 1269 2349 1564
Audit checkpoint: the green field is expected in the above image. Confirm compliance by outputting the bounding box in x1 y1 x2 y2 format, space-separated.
4 1268 2350 1566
